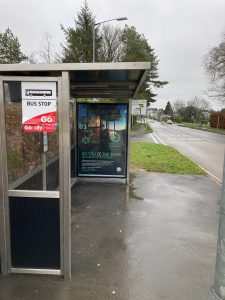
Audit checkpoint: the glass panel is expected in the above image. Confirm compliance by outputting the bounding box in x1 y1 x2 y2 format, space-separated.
45 130 59 191
4 81 59 191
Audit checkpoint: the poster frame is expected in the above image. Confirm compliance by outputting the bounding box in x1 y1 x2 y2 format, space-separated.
76 102 129 178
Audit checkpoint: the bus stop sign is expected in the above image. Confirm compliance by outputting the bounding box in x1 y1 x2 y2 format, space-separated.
22 82 57 132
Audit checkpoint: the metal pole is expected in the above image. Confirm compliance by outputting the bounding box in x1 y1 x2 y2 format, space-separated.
126 99 132 185
42 153 47 190
217 116 220 131
211 151 225 299
92 26 95 63
92 17 127 63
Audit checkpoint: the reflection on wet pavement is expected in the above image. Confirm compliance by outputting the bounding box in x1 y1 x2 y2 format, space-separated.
0 172 220 300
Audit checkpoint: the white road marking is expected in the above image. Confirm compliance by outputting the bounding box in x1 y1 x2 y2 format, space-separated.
158 125 215 143
196 164 222 184
155 132 212 143
148 133 158 144
169 138 205 142
200 137 214 143
151 124 222 184
152 133 167 145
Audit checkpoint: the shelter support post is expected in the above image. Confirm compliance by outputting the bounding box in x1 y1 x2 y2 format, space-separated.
59 72 71 279
126 99 132 185
0 77 9 275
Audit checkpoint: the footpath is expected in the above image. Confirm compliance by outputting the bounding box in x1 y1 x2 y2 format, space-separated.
0 129 221 300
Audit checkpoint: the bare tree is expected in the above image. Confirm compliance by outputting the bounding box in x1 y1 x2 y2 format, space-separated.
173 99 186 111
207 81 225 101
98 24 125 62
187 96 211 111
38 32 57 63
26 51 38 63
204 33 225 103
27 32 59 64
173 99 186 120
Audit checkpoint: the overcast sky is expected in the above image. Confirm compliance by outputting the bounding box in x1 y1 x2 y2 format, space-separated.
1 0 225 109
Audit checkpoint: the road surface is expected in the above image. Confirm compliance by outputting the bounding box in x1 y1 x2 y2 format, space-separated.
146 121 225 183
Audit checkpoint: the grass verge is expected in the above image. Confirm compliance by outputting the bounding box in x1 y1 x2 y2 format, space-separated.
130 142 205 174
131 122 143 131
144 124 153 134
131 122 153 133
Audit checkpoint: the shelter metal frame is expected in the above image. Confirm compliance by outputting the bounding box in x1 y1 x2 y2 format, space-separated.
0 62 150 279
0 75 71 278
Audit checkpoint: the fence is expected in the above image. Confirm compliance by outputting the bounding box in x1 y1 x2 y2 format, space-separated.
210 112 225 129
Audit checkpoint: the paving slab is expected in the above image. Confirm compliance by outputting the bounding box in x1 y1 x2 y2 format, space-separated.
0 172 221 300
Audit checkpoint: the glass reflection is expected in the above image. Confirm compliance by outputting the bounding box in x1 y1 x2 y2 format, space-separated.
4 81 59 191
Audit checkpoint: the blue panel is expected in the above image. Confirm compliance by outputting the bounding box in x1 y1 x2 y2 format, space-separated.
10 197 60 269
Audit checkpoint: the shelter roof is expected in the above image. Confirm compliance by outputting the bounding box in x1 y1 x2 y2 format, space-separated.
0 62 150 99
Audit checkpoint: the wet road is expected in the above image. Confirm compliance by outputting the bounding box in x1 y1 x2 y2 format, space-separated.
0 173 220 299
147 122 225 183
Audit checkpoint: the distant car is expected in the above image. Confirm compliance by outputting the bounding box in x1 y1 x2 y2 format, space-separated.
167 120 173 125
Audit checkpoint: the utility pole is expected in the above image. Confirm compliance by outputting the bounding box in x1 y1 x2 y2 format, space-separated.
217 116 220 131
211 152 225 299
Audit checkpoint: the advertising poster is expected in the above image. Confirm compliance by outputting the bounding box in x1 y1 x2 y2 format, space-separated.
22 82 57 132
77 103 128 177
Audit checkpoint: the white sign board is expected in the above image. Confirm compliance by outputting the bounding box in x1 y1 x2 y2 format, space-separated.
131 100 147 116
22 82 57 132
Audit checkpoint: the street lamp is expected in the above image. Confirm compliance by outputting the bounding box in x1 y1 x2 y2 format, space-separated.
92 17 127 62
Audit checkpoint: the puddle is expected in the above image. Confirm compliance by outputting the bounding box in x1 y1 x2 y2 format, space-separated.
128 173 144 201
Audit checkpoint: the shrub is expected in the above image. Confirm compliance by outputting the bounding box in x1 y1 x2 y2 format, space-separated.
175 116 182 123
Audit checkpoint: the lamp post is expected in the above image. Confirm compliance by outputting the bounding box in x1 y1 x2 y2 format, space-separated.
92 17 127 62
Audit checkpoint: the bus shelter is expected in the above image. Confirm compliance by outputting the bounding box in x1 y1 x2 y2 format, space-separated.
0 62 150 279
